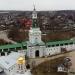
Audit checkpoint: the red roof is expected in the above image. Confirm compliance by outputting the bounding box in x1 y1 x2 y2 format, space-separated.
18 18 32 27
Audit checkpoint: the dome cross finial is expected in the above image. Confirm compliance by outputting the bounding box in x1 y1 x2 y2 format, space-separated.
33 3 36 11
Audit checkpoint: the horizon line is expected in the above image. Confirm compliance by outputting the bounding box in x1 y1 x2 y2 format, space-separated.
0 9 75 11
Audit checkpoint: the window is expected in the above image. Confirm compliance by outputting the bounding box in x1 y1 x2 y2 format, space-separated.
60 44 63 46
52 45 55 47
69 42 73 45
9 48 15 51
65 43 68 45
4 49 8 52
34 14 37 18
56 44 59 46
18 64 20 69
29 46 31 47
1 52 5 56
48 45 50 47
23 46 27 49
16 47 21 50
21 65 23 70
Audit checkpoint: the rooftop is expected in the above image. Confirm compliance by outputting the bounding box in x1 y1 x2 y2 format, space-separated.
0 41 27 51
0 52 22 69
17 56 25 64
46 39 75 46
0 39 74 51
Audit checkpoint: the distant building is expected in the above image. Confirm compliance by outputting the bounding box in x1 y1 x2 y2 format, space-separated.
57 64 65 72
57 57 72 73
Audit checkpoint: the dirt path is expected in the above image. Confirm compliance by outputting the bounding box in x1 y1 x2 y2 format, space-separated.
0 30 17 44
68 51 75 73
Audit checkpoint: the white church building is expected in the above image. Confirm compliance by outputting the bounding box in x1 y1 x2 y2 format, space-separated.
27 7 46 58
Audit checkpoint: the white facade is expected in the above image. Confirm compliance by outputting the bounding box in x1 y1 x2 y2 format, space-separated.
45 46 61 56
27 23 45 58
29 28 42 44
27 45 45 58
27 7 46 58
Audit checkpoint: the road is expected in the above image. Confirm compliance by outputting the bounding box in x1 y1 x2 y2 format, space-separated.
68 51 75 75
29 51 74 67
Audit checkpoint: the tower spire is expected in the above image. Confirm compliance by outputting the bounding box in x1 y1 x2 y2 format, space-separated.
32 5 38 28
33 4 35 11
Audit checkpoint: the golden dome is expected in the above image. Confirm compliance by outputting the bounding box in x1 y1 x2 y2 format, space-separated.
17 56 25 64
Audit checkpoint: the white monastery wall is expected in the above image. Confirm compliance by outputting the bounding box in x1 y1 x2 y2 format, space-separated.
46 46 61 56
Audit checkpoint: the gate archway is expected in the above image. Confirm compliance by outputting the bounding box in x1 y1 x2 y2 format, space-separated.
1 52 5 56
35 50 39 57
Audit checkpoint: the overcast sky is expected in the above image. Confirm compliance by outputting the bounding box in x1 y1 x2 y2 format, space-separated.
0 0 75 10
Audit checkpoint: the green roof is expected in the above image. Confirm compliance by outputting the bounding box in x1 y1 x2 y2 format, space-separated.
46 39 75 46
0 39 75 50
0 41 27 50
0 43 22 50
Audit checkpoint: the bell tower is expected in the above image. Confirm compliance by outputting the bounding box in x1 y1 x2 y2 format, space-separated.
32 5 38 28
29 6 42 44
27 6 45 58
